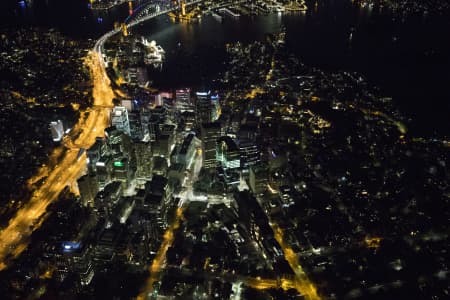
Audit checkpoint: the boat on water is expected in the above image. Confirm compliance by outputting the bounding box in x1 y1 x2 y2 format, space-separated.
141 37 165 66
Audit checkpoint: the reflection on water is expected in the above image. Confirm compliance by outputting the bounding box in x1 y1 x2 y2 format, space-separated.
3 0 450 135
135 4 449 136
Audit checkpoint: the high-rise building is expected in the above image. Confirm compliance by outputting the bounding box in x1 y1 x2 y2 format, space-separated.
249 163 269 196
77 174 99 207
152 134 173 159
216 136 240 170
147 114 159 142
111 106 131 136
139 110 151 140
239 142 260 170
105 127 132 157
238 124 260 170
210 93 221 122
96 156 113 189
49 120 64 142
196 91 222 124
94 181 122 220
176 88 193 112
181 111 196 132
112 157 131 184
201 122 221 170
135 141 153 183
196 91 211 124
87 137 108 174
128 111 143 140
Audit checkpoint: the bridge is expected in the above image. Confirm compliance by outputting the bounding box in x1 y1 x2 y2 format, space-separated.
1 4 321 300
94 0 202 63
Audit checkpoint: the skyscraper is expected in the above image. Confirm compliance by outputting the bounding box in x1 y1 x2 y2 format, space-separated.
196 91 222 124
201 122 221 171
249 163 269 196
135 141 153 184
210 93 221 122
49 120 64 142
111 106 131 136
196 91 211 124
176 88 193 112
77 174 99 207
216 136 240 170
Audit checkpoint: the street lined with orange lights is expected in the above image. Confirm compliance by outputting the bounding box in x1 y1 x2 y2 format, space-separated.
137 208 185 300
0 50 115 270
270 222 321 300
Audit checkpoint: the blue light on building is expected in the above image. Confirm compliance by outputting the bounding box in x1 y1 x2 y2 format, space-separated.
62 241 82 253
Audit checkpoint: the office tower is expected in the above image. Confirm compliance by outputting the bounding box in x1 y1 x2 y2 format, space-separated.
49 120 64 142
112 157 131 185
196 91 221 124
196 91 212 124
87 137 108 174
135 141 153 183
77 174 99 207
216 136 240 170
176 88 193 112
152 156 168 177
210 93 221 122
249 163 269 195
153 135 172 159
147 114 159 142
201 122 221 170
94 181 123 220
181 111 196 131
153 93 163 107
238 124 260 171
128 111 143 140
96 156 112 189
105 127 132 157
111 106 131 136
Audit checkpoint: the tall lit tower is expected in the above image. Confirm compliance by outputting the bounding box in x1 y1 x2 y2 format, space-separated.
179 0 186 16
176 88 193 112
201 122 221 171
49 120 64 142
111 106 131 136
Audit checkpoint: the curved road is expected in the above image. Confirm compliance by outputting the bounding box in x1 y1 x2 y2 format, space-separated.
0 1 199 270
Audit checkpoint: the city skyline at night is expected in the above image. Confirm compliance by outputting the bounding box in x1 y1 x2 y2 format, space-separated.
0 1 449 299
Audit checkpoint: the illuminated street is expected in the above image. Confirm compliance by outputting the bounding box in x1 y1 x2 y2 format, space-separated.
0 50 115 270
137 208 185 300
270 223 321 300
1 0 449 299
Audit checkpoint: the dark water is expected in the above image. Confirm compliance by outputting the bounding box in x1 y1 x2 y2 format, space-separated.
2 0 450 136
135 4 450 136
0 0 128 37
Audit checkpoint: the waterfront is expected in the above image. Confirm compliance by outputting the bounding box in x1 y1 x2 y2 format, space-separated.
3 1 449 136
135 10 450 137
0 1 448 298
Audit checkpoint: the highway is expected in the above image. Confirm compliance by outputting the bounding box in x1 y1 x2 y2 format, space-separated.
0 36 115 271
0 4 321 300
0 0 204 271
